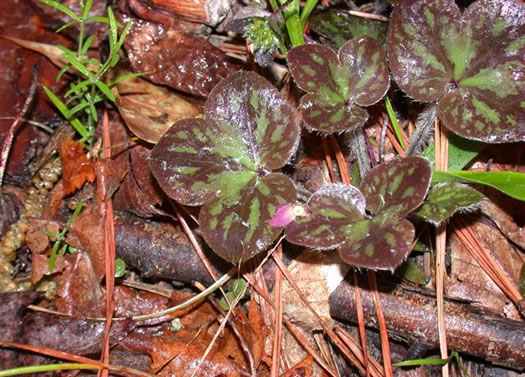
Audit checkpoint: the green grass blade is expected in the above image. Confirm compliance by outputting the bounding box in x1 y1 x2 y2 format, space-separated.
300 0 319 27
384 96 406 150
82 0 93 20
0 363 99 377
95 80 116 102
56 63 72 82
432 170 525 201
62 53 93 79
42 85 88 139
39 0 79 21
65 80 91 98
393 357 450 367
108 71 147 87
80 35 95 55
107 6 118 48
55 20 78 33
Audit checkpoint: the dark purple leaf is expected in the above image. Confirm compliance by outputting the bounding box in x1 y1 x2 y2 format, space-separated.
339 218 415 270
360 156 431 218
286 183 366 250
150 71 300 262
200 173 296 263
388 0 525 143
288 36 390 133
286 157 431 270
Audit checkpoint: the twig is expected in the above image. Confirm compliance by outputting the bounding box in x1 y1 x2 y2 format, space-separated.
367 271 393 377
99 111 116 377
0 65 39 185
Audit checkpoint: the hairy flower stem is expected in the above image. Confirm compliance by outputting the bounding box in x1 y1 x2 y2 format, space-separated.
350 128 371 178
405 102 438 156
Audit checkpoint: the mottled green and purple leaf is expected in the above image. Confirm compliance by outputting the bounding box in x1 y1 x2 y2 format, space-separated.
360 156 432 218
288 36 389 133
414 182 485 225
285 157 431 270
388 0 525 143
150 71 300 263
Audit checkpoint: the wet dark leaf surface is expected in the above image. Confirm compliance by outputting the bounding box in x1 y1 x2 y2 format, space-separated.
121 11 242 97
389 0 525 142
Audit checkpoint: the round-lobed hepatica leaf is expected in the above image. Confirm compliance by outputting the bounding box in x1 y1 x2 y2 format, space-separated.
360 156 431 219
285 183 366 250
413 182 485 225
340 217 415 270
389 0 525 143
150 71 300 263
288 36 390 133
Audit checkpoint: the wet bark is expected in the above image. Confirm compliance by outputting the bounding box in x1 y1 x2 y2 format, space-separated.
329 278 525 370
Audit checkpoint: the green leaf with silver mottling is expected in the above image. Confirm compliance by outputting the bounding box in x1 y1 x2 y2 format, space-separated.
310 10 388 49
360 156 432 218
389 0 525 143
150 71 300 263
288 36 390 133
414 183 484 225
285 184 366 250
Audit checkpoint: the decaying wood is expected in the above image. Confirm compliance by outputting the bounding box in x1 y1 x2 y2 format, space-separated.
329 278 525 370
114 213 231 285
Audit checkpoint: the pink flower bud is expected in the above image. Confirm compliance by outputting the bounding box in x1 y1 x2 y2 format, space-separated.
269 203 308 227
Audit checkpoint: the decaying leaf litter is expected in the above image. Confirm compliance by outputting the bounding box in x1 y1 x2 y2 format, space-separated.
0 0 524 376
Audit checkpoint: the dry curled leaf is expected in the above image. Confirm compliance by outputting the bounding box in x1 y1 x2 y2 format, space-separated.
59 136 95 195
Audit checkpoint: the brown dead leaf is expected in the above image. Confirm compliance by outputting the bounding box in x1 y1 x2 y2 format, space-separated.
59 137 96 195
54 251 104 318
249 296 270 369
280 355 313 377
120 11 241 97
118 290 250 376
281 250 349 373
115 74 200 143
70 206 105 279
113 144 165 217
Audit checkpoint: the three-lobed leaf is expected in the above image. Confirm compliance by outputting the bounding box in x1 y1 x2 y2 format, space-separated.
288 36 390 133
388 0 525 143
150 71 300 263
286 157 431 270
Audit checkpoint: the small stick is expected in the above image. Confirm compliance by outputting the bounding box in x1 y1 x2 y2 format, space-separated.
0 65 39 185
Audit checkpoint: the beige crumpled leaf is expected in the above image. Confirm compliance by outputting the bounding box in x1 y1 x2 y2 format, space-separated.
115 74 201 144
281 250 349 373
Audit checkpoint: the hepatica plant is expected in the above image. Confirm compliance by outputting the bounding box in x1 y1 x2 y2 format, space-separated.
287 35 390 133
285 157 431 270
388 0 525 143
150 71 300 263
